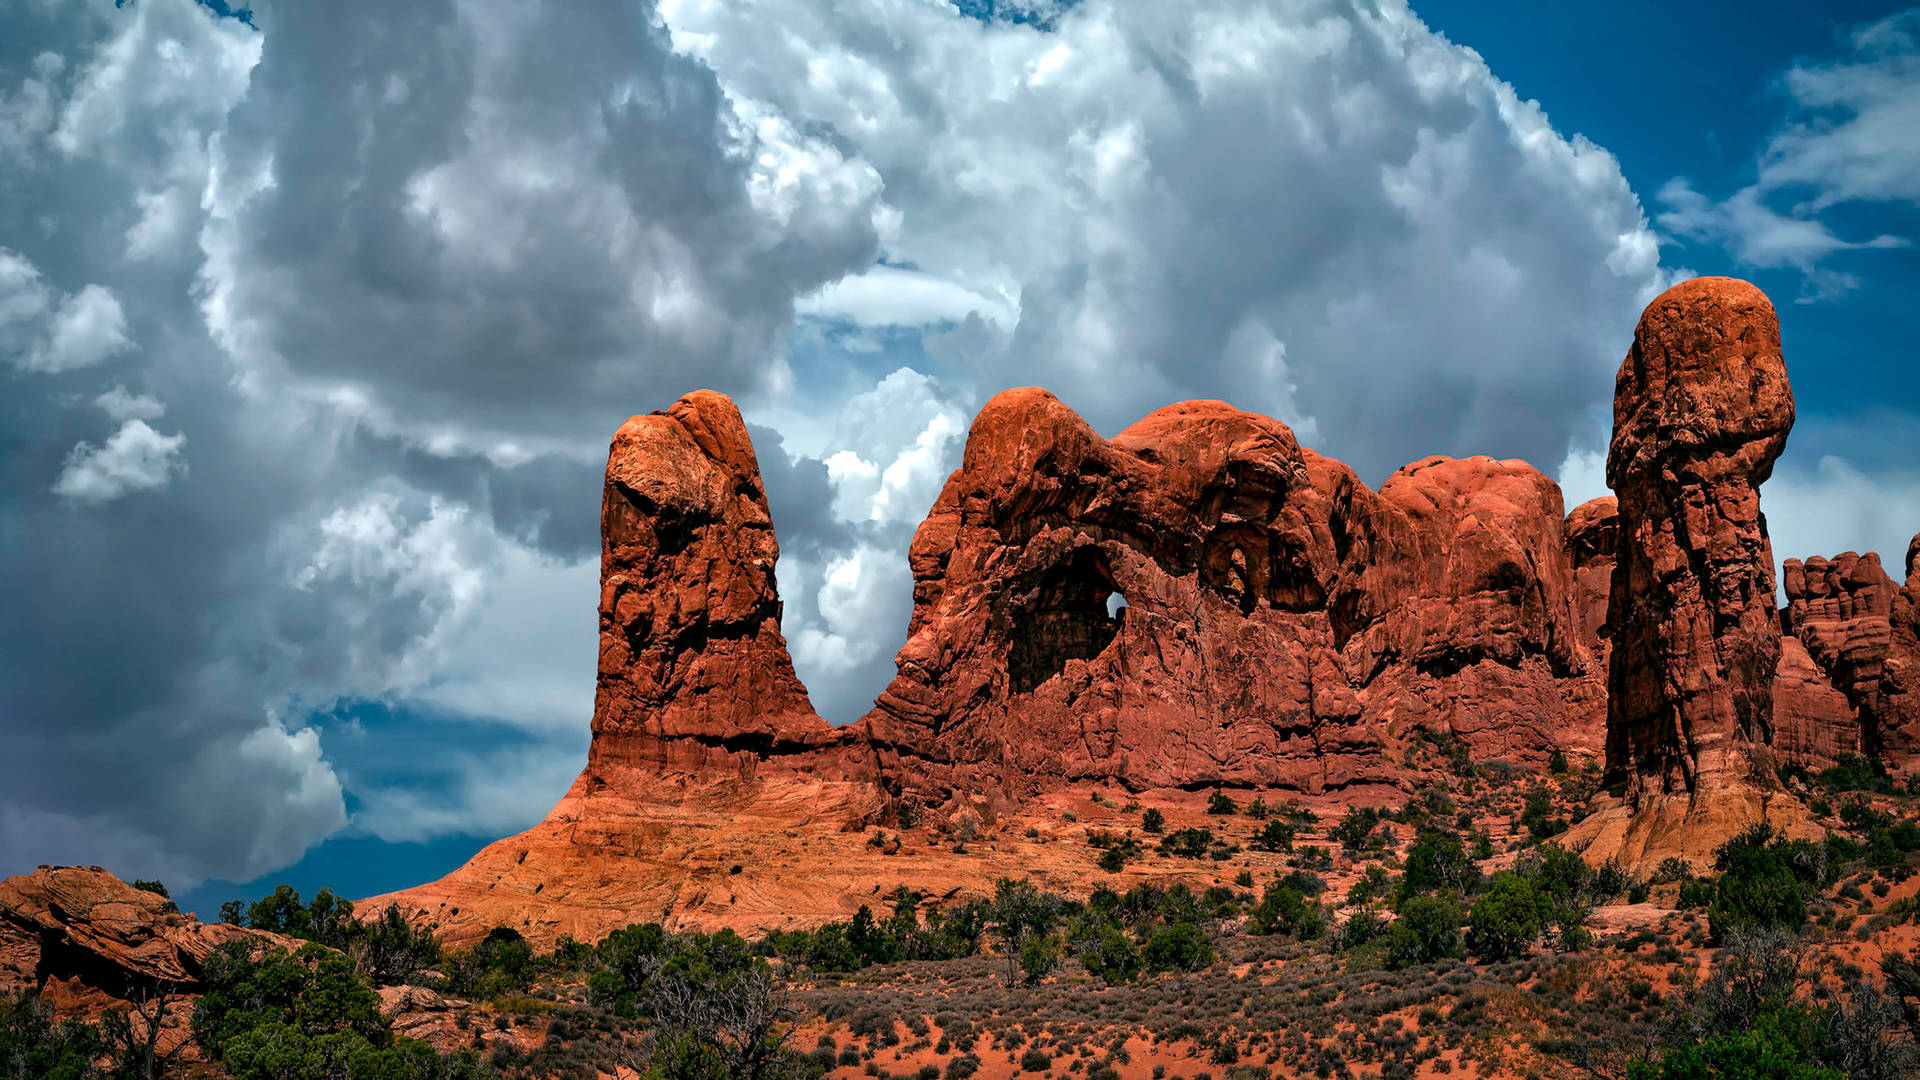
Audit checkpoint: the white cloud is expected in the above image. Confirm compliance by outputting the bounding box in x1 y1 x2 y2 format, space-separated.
799 263 1019 329
0 248 133 372
667 0 1666 480
35 284 133 371
52 418 185 502
93 384 166 421
1763 455 1920 592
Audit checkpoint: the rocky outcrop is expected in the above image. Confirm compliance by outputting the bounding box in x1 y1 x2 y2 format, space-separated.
0 866 288 1000
589 390 860 780
375 275 1904 932
860 395 1602 799
377 388 1619 944
1567 277 1811 867
1781 550 1920 775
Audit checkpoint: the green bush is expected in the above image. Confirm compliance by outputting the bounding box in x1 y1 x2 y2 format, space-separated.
1383 895 1465 970
1159 827 1215 859
1207 791 1239 816
1397 830 1475 903
1707 826 1817 943
1467 873 1549 962
1141 808 1166 833
1074 924 1142 985
1251 819 1296 852
1247 886 1324 940
1142 922 1214 972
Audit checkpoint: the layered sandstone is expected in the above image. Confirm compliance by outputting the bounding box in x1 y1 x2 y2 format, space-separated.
860 395 1603 801
1566 277 1811 867
378 389 1615 944
1781 549 1920 775
0 866 288 1000
377 275 1904 934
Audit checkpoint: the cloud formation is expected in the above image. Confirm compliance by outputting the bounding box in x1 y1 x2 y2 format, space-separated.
1655 9 1918 298
0 0 1911 891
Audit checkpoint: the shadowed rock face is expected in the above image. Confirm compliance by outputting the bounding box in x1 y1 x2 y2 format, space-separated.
1 867 289 1001
587 390 857 781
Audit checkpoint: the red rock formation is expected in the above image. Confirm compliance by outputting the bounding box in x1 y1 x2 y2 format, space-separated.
376 388 1620 944
856 394 1602 803
0 866 288 1000
589 390 857 779
1567 277 1811 868
1565 497 1618 659
1781 550 1920 775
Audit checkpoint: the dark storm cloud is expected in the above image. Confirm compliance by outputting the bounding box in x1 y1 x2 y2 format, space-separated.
0 0 886 883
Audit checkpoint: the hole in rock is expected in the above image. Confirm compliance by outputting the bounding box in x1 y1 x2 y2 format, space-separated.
1008 547 1123 695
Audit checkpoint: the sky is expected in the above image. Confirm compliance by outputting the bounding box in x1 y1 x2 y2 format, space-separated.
0 0 1914 919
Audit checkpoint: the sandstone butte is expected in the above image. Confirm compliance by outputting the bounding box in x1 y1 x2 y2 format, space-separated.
361 278 1920 947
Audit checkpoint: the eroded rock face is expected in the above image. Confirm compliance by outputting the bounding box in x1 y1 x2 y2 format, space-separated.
0 866 287 1000
1565 497 1619 661
1782 551 1920 775
589 390 856 780
1570 277 1809 866
859 394 1602 800
376 389 1618 944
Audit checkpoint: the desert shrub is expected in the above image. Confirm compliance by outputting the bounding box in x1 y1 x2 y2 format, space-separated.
1208 791 1240 816
1519 790 1566 842
1347 865 1391 906
1336 909 1386 952
1707 826 1820 942
352 904 443 986
1397 830 1476 903
1073 924 1143 985
1251 820 1296 852
0 992 110 1079
1332 808 1387 852
1160 827 1216 859
446 927 535 1000
1142 922 1214 972
1141 808 1166 833
193 940 490 1080
1383 895 1465 970
1466 873 1549 962
1247 886 1324 941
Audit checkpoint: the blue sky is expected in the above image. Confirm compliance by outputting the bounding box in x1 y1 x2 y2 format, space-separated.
3 0 1914 922
1421 0 1919 464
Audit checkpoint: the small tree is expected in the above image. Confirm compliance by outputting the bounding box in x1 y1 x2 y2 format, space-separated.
1140 807 1166 833
1206 791 1239 816
1468 872 1549 962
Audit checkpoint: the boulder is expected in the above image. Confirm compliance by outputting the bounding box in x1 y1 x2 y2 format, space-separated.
0 866 288 1000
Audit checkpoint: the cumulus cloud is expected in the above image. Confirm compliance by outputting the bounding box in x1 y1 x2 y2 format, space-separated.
93 384 165 421
1 0 1906 892
52 418 186 502
0 248 133 372
1656 9 1918 297
0 0 881 884
669 0 1667 481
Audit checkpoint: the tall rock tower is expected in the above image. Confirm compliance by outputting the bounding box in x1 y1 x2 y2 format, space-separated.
1570 277 1812 866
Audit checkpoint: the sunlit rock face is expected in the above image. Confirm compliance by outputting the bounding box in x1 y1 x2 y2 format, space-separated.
1568 277 1814 868
375 276 1911 934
